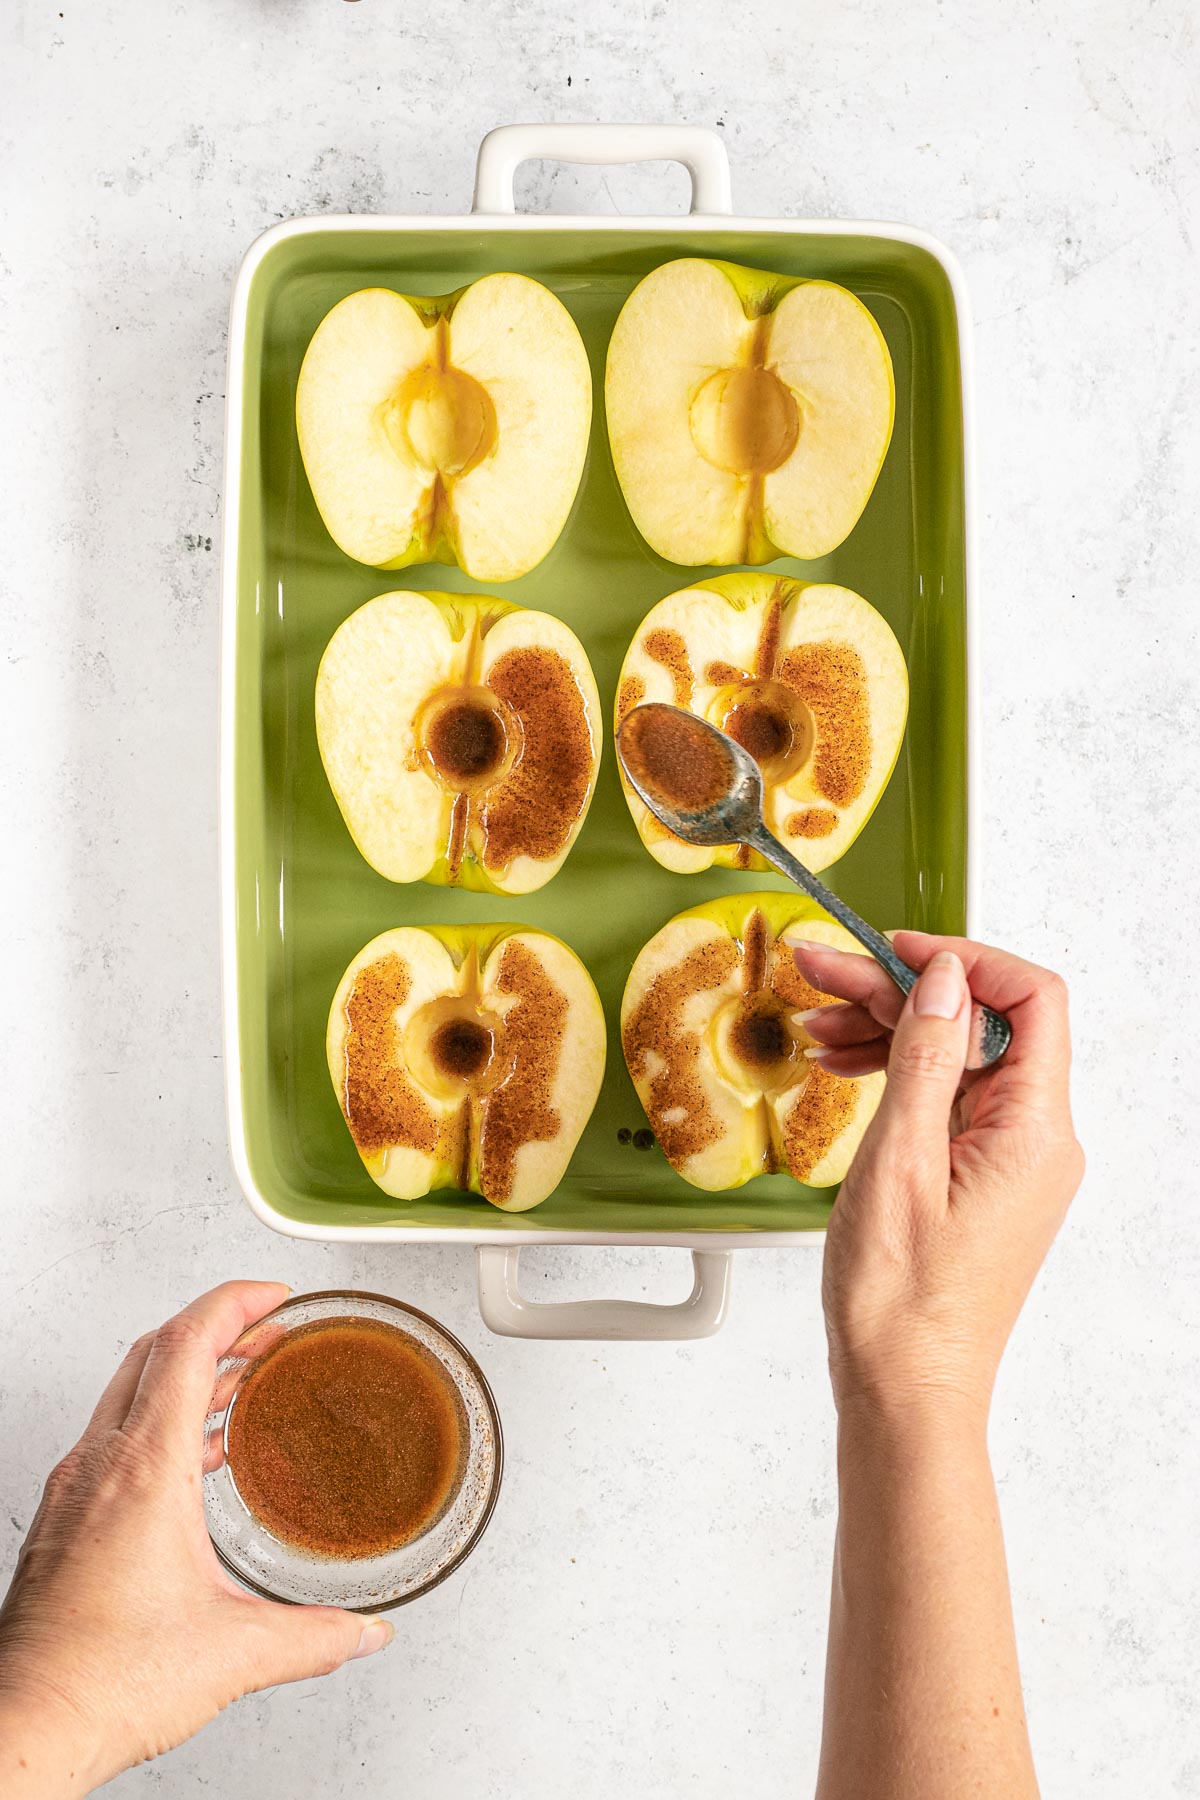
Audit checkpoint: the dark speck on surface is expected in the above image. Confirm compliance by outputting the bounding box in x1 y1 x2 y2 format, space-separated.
632 1128 655 1151
617 1126 632 1144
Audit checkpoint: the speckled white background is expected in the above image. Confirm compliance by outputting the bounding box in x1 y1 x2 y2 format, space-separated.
3 1 1199 1794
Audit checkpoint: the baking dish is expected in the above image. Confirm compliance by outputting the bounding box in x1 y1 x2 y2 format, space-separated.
220 124 978 1340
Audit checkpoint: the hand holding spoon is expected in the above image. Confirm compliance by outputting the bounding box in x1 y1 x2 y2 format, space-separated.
616 703 1011 1070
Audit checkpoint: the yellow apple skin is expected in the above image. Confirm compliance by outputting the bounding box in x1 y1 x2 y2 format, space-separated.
605 256 894 566
615 572 908 877
297 276 592 582
317 590 602 895
328 923 606 1212
621 893 884 1192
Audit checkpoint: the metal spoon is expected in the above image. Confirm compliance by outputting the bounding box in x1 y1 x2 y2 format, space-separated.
616 703 1011 1070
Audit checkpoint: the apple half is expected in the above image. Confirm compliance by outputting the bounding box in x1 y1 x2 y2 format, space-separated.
606 257 893 565
621 894 884 1191
297 277 592 581
615 572 907 876
328 923 606 1211
317 590 601 894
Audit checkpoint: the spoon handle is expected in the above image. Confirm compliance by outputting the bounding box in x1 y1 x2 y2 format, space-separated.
747 826 1011 1071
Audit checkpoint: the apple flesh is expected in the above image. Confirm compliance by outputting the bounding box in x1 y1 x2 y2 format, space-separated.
297 277 592 581
615 572 907 876
606 257 894 565
328 923 606 1212
621 894 884 1191
317 590 601 894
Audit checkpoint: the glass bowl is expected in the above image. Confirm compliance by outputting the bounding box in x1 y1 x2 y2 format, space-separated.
203 1290 502 1611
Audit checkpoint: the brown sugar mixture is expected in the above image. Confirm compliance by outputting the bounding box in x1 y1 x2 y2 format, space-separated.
477 939 567 1206
226 1317 467 1560
622 934 739 1168
776 640 871 808
479 646 594 871
341 954 439 1162
619 704 734 814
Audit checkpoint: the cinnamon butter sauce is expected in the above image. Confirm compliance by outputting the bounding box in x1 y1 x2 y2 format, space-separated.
618 703 734 814
225 1317 467 1560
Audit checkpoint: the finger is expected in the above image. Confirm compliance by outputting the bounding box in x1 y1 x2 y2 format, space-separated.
788 939 905 1024
894 931 1073 1099
798 1002 887 1049
81 1330 157 1440
240 1602 394 1691
854 951 972 1186
805 1040 890 1079
123 1281 290 1450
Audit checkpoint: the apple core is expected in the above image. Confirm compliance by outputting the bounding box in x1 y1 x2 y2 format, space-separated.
402 995 508 1101
419 689 517 793
385 363 497 479
717 679 814 782
728 996 795 1074
431 1016 494 1083
688 364 800 476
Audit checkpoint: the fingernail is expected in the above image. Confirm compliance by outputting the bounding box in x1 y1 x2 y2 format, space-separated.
787 936 836 957
912 951 966 1020
803 1044 832 1062
795 1005 836 1024
353 1619 394 1659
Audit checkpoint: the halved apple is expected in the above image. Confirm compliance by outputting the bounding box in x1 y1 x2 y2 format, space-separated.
317 590 601 894
297 277 591 581
615 573 907 875
328 923 605 1212
606 257 893 564
621 894 883 1190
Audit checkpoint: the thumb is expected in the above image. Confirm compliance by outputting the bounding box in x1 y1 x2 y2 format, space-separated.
244 1603 394 1690
863 951 971 1167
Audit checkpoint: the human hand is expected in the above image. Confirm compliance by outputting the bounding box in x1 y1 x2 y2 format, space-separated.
790 931 1084 1426
0 1282 393 1798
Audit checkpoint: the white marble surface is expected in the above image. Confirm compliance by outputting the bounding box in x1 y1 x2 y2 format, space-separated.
4 0 1199 1793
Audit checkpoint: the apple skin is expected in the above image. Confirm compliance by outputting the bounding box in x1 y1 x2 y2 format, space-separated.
621 891 885 1193
316 589 602 896
328 922 606 1212
615 572 908 878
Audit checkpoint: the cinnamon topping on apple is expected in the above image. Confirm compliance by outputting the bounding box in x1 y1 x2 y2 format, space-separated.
643 628 693 707
776 640 872 808
621 935 739 1168
786 807 838 839
478 940 568 1207
616 673 645 723
341 954 439 1161
480 646 594 872
782 1065 857 1183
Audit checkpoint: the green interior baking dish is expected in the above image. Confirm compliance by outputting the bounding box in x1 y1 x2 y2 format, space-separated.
224 220 970 1237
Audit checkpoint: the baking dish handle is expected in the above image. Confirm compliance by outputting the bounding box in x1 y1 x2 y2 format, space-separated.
472 123 732 217
475 1246 732 1340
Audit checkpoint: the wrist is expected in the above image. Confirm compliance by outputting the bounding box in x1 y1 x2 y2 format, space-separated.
0 1664 105 1798
834 1383 991 1464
